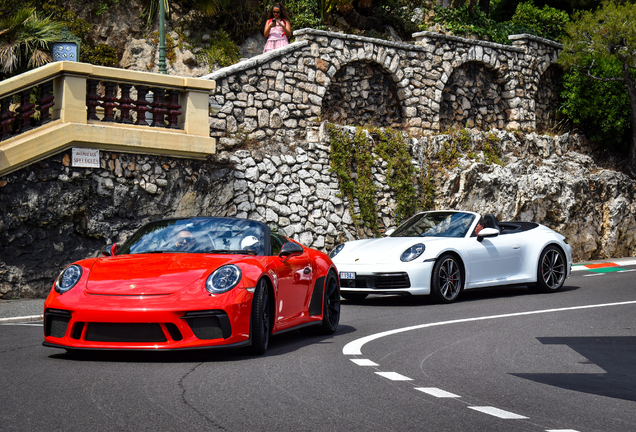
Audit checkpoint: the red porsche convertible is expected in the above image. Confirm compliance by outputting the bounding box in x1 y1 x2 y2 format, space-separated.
43 217 340 354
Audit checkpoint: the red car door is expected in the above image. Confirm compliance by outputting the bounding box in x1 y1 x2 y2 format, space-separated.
274 252 313 326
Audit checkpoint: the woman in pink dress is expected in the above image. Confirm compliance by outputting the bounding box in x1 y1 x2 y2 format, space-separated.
263 3 291 53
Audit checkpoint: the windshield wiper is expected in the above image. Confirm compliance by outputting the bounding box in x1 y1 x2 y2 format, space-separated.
204 249 257 255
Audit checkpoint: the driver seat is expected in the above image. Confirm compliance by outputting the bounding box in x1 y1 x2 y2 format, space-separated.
483 214 500 233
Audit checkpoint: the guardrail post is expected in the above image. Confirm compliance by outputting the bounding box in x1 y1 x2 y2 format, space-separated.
180 87 210 137
53 74 88 124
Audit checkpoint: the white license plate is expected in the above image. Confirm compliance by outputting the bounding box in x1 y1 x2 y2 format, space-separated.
340 272 356 280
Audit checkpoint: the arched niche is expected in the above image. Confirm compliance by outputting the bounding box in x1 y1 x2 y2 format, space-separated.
535 64 563 133
322 61 402 128
440 61 507 131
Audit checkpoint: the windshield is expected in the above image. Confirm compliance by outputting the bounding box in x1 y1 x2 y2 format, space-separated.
391 212 475 238
117 218 268 255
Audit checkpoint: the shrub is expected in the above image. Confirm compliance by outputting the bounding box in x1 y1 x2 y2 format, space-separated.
511 1 569 41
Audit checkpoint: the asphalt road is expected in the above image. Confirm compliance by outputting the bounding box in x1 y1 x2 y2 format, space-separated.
1 261 635 432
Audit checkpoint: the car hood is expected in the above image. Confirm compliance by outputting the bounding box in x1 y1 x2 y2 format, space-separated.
333 237 448 264
85 254 237 295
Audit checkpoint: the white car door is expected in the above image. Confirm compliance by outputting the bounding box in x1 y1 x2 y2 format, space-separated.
467 234 523 284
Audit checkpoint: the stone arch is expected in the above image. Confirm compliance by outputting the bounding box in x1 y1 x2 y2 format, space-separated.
535 64 563 133
439 60 508 131
321 60 403 128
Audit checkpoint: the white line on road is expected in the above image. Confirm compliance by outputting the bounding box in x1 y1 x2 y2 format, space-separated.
546 429 581 432
0 315 42 324
414 387 460 398
375 372 413 381
583 273 605 277
350 359 379 366
1 323 43 326
342 301 636 356
468 406 528 419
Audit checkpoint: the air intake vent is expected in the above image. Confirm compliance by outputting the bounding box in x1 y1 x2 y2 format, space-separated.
44 310 71 338
183 310 231 339
85 323 167 342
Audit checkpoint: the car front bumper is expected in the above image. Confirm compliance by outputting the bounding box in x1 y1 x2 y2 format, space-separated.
42 288 254 350
337 261 434 296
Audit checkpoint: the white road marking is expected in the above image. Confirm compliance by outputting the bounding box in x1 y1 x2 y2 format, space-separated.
375 372 412 381
618 269 636 273
0 315 42 323
414 387 460 398
468 406 528 419
546 429 581 432
350 359 378 366
342 301 636 355
583 273 605 277
1 323 43 326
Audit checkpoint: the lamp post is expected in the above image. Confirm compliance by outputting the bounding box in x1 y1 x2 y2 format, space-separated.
158 0 167 74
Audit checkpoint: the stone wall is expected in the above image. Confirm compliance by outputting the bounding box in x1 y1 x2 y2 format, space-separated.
3 124 635 299
205 29 562 141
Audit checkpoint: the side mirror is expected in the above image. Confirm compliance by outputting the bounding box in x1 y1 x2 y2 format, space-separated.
477 228 499 242
384 228 395 237
101 244 117 256
279 242 304 260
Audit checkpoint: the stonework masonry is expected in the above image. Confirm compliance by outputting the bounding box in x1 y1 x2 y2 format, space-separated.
2 124 635 299
205 29 562 140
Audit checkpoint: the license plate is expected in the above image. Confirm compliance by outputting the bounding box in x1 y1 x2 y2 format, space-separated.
340 272 356 280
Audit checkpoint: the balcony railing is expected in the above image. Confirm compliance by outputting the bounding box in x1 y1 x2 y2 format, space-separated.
0 61 216 176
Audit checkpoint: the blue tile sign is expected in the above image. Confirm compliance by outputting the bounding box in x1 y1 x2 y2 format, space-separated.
52 43 78 62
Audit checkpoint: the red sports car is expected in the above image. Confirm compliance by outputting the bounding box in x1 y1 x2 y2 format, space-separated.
43 217 340 354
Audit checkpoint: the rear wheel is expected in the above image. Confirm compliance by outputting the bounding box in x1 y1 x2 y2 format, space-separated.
247 278 271 355
341 292 368 303
531 245 566 293
431 254 463 303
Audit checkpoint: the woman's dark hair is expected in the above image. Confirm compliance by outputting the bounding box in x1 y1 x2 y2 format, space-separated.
267 3 290 22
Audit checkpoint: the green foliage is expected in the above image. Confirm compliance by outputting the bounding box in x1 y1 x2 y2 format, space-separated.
282 0 328 31
375 128 418 222
95 0 120 16
558 1 636 155
559 58 632 152
438 128 471 167
0 7 62 77
83 44 119 67
432 1 568 44
511 1 569 41
481 131 504 165
201 30 241 68
327 124 422 232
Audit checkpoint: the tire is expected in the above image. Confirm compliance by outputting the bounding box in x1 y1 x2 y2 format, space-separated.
247 278 271 355
531 245 566 293
431 254 463 303
341 292 368 303
318 272 340 334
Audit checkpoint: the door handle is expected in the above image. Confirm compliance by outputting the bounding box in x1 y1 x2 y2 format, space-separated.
303 267 311 274
512 245 521 249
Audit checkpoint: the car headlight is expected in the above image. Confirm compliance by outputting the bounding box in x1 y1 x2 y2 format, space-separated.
206 265 242 294
401 244 426 262
329 244 345 259
55 265 83 293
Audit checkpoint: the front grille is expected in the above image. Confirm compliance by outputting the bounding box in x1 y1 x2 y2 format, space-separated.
344 273 411 289
44 310 71 338
85 323 167 342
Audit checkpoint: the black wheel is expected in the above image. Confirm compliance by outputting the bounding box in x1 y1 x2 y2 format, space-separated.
431 254 463 303
248 278 271 355
341 292 368 303
318 272 340 334
531 245 566 293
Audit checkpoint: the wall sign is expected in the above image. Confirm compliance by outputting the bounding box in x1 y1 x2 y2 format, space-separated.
72 148 100 168
51 27 81 62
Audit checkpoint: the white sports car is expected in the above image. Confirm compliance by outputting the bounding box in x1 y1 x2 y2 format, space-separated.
330 210 572 303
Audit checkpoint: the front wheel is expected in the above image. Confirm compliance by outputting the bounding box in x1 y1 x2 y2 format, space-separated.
318 272 340 334
431 254 463 303
531 245 566 293
247 278 271 355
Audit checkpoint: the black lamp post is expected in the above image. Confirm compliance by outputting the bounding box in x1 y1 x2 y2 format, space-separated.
158 0 167 74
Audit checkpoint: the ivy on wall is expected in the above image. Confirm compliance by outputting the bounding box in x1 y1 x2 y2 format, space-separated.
326 124 425 234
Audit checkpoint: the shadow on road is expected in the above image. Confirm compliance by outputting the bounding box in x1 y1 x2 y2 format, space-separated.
47 324 357 363
513 336 636 402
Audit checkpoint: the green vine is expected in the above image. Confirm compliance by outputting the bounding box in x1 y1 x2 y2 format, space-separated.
327 124 422 234
481 131 504 166
438 128 471 168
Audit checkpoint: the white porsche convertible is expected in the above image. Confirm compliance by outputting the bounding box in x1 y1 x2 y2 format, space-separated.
330 210 572 303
